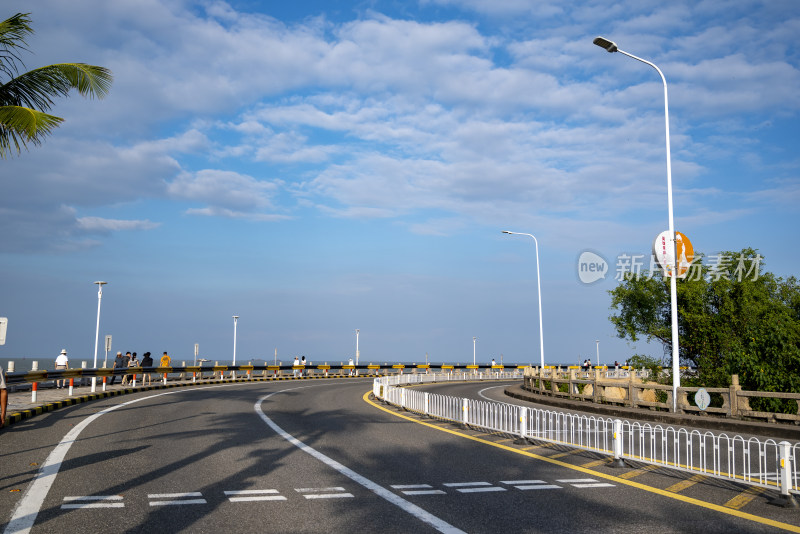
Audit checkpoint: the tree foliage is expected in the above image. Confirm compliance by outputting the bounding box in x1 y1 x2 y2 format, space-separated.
0 12 112 158
609 248 800 404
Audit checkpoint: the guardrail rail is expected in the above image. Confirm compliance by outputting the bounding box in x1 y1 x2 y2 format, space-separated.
373 372 800 507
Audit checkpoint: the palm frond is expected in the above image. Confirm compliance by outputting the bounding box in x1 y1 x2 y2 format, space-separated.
0 105 63 159
0 13 33 78
0 63 113 110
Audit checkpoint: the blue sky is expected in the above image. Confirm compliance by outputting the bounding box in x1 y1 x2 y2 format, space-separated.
1 0 798 367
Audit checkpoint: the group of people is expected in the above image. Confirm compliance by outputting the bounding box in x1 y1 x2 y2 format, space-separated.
109 350 170 386
292 356 308 377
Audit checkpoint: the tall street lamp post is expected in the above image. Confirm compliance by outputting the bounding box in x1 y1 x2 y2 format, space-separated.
355 329 360 376
232 315 239 367
91 281 107 393
502 231 545 371
593 36 680 411
472 336 476 367
596 339 600 368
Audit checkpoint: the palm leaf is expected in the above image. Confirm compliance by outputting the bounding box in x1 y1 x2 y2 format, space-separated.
0 13 33 78
0 63 113 110
0 105 63 158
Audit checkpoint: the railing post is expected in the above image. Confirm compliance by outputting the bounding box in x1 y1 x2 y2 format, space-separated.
31 361 39 403
423 392 430 418
514 407 528 444
611 419 626 468
729 374 741 417
461 398 469 428
776 441 799 508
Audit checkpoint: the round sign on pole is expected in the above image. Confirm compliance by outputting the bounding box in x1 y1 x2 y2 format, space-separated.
652 231 694 278
694 388 711 411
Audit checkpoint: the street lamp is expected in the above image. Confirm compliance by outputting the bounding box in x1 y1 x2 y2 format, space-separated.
596 339 600 367
91 281 107 393
355 329 360 365
473 336 476 367
593 36 681 411
232 315 239 367
502 231 545 370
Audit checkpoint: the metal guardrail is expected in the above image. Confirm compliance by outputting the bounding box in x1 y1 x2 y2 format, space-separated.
373 372 800 506
2 363 527 386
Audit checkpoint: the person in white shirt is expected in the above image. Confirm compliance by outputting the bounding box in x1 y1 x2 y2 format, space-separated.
55 349 69 389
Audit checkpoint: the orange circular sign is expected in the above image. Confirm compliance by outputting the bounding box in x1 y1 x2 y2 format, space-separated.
652 231 694 278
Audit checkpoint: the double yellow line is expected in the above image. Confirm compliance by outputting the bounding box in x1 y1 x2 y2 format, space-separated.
363 391 800 533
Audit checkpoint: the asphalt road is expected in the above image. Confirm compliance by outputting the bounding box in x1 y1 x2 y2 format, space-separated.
1 379 797 533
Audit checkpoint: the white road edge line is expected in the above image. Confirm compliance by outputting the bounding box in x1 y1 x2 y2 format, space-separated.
256 389 466 534
477 385 508 401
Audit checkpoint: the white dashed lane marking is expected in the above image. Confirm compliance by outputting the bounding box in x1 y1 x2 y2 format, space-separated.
443 482 506 493
224 489 287 502
148 492 207 506
61 496 124 509
295 487 354 499
391 484 447 496
394 478 615 495
556 479 616 488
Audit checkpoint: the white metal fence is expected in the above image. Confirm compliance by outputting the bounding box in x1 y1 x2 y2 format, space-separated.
373 373 799 503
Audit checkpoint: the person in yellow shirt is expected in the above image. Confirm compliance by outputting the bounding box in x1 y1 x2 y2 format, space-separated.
159 352 171 384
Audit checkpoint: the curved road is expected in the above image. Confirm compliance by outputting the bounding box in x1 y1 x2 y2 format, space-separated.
1 379 797 533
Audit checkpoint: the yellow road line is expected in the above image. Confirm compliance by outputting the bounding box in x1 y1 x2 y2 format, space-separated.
363 391 800 534
618 464 660 480
582 458 612 468
549 449 583 459
725 486 766 510
666 474 707 493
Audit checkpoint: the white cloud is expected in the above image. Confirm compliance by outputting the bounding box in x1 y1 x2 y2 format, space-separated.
76 217 161 232
167 169 284 215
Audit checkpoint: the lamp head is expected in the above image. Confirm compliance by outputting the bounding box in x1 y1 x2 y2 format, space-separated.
593 36 618 53
94 281 107 286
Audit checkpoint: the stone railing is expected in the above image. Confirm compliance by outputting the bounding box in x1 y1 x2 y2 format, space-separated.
523 366 800 424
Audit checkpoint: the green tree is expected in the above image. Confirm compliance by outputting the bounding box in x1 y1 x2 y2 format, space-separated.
609 249 800 409
0 12 112 158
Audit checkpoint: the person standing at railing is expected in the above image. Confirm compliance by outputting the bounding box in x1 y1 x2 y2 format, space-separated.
159 351 171 383
55 349 69 389
129 352 139 384
141 352 153 385
109 351 124 385
121 352 132 385
293 356 300 378
1 365 7 428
